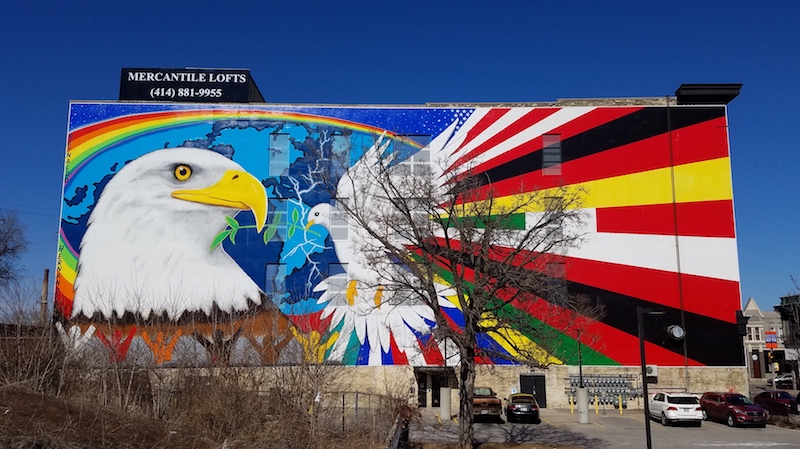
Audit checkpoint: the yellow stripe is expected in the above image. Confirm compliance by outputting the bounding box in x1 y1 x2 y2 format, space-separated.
462 157 733 213
57 254 77 284
484 325 562 365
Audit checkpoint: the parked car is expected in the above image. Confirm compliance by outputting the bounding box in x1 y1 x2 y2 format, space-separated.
699 392 768 427
753 390 798 416
505 393 541 423
648 392 702 426
768 374 795 389
473 387 502 418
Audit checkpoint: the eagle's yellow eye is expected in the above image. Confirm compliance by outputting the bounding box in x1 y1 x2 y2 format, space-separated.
174 165 192 181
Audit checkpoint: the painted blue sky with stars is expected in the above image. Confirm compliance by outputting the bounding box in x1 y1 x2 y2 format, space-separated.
0 0 798 310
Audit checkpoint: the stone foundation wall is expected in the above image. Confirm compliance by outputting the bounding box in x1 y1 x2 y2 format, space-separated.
334 365 749 414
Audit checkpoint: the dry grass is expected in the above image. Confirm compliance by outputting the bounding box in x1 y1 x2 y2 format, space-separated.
0 331 398 449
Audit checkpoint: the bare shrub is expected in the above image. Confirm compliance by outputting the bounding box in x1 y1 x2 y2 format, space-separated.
0 281 63 394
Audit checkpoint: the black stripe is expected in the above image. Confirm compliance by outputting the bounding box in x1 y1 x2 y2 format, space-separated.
435 247 742 366
464 106 725 186
567 281 744 367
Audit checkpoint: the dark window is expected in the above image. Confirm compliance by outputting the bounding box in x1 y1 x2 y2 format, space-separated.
668 396 699 405
542 134 562 176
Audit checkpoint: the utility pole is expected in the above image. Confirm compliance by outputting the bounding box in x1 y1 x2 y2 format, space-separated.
39 268 49 326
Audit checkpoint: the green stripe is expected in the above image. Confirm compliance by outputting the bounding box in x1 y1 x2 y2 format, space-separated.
442 213 526 230
323 318 346 360
433 266 617 366
341 327 363 365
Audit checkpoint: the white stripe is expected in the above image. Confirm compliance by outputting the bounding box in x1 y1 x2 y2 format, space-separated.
524 209 740 281
450 107 596 177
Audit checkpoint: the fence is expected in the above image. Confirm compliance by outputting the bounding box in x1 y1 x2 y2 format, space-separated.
315 391 406 435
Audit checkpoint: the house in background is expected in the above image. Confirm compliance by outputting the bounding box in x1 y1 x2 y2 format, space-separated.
742 297 788 379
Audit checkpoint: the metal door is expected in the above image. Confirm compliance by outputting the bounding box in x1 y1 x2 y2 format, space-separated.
520 374 547 408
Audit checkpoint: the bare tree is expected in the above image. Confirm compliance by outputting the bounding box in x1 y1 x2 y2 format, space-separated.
0 210 27 289
776 278 800 349
316 135 601 448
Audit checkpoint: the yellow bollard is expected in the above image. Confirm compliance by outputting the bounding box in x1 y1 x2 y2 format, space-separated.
595 395 599 414
619 395 623 415
570 395 574 414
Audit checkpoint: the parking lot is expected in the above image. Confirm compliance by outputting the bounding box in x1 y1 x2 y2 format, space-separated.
412 408 800 448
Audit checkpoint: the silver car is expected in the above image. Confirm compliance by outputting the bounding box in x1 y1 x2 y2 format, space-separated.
649 392 703 426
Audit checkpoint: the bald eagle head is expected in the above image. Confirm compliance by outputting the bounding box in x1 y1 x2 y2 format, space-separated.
72 148 268 321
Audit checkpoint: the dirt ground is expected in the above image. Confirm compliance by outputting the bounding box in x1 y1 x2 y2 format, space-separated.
0 388 217 449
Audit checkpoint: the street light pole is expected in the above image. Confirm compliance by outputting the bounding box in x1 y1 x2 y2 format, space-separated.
637 306 654 449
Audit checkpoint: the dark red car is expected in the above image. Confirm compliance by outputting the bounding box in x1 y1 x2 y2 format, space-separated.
753 391 798 416
699 392 767 427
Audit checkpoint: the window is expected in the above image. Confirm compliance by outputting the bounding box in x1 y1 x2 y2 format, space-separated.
331 134 350 157
329 134 350 180
542 134 562 176
667 396 699 405
269 133 290 177
543 196 564 241
545 261 567 301
267 199 288 235
264 263 286 296
396 135 432 177
328 263 348 300
330 202 349 241
746 326 763 341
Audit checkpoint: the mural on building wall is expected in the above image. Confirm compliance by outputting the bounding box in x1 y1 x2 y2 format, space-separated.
56 102 743 367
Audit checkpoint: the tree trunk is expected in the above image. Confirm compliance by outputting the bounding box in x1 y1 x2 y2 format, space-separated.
458 347 476 449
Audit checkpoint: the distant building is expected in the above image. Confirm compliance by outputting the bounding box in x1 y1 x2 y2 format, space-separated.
742 297 789 378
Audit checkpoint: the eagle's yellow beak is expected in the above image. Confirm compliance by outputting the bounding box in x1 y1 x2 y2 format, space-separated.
172 170 267 232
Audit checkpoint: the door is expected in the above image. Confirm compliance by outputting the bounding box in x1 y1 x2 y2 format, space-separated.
520 374 547 408
752 351 762 378
417 373 427 407
431 375 441 407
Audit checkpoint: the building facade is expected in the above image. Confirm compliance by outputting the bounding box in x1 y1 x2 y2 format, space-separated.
55 88 745 406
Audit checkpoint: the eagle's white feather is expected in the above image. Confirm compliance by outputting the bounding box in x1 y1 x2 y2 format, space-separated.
72 148 264 320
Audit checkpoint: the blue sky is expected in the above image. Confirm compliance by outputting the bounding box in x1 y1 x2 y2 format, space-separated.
0 0 797 309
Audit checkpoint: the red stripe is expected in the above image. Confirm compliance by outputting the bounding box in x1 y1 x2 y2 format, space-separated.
449 108 559 169
55 287 72 318
454 116 729 202
511 294 700 366
288 310 330 334
672 115 730 165
417 337 445 365
562 256 740 324
454 108 511 154
429 237 740 324
389 333 409 365
441 308 463 333
450 107 642 181
596 200 736 238
69 111 171 144
418 243 704 365
476 355 494 364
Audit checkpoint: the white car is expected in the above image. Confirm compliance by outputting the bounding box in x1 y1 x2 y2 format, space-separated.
649 392 703 426
768 373 793 385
